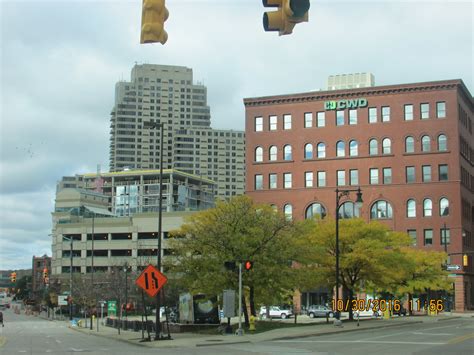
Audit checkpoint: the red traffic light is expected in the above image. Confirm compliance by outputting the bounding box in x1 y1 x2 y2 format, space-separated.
244 260 253 271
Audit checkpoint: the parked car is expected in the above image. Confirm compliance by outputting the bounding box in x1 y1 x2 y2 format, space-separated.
354 309 381 317
307 305 334 318
393 306 407 316
259 306 293 319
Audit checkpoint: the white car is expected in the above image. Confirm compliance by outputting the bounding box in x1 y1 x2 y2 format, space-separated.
259 306 293 319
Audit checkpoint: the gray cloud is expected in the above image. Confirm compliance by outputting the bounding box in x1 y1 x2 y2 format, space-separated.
0 0 472 269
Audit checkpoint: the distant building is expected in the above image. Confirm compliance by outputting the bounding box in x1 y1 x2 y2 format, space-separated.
108 64 245 199
327 73 375 90
32 255 51 297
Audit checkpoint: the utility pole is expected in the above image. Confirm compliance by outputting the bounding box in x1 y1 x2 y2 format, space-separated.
237 262 243 336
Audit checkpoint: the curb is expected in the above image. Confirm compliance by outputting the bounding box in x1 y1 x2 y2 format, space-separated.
274 320 424 341
196 340 251 347
68 326 152 348
436 316 462 322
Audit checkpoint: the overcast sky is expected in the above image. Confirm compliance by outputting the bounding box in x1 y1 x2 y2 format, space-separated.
0 0 472 270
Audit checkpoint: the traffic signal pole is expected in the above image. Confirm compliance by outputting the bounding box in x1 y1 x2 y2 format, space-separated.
237 262 243 336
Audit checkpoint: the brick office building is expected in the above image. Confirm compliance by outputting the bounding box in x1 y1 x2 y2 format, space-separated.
244 79 473 311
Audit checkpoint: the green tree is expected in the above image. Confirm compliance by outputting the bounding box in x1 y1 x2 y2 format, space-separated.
303 218 411 320
14 275 32 300
167 196 307 323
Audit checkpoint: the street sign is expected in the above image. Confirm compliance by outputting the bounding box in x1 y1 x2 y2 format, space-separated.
58 295 68 306
108 301 117 317
135 264 168 298
446 264 461 271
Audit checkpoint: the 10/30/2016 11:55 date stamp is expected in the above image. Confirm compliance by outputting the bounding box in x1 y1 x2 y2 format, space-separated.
331 299 445 313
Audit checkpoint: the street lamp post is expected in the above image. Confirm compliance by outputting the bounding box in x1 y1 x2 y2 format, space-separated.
123 263 128 320
334 187 363 324
144 121 167 340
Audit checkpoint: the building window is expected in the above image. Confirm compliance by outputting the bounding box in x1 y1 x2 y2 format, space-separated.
305 203 326 219
438 164 448 181
406 166 415 183
304 143 313 159
304 112 313 128
436 102 446 118
421 103 430 119
269 173 277 189
439 197 449 216
283 145 292 160
337 170 345 186
350 169 359 185
404 104 414 120
422 165 432 182
317 112 326 127
421 135 431 152
408 229 417 246
368 107 377 123
255 175 263 190
255 147 263 162
370 168 379 185
336 110 345 126
382 106 390 122
255 116 263 131
369 139 378 155
382 138 392 154
284 173 292 189
336 141 345 157
269 115 277 131
269 145 277 161
317 143 326 158
407 199 416 217
441 228 450 246
437 134 447 151
349 109 357 125
424 229 433 245
317 171 326 187
349 140 358 157
405 136 415 153
339 202 360 219
305 172 314 187
383 167 392 184
423 198 433 217
284 204 293 220
371 200 393 219
283 114 292 129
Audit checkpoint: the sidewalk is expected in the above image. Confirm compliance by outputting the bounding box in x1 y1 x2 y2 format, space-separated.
68 314 464 349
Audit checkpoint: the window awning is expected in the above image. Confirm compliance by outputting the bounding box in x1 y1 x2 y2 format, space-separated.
84 206 115 216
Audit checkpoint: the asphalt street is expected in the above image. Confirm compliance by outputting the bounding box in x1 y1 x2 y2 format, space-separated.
1 307 473 354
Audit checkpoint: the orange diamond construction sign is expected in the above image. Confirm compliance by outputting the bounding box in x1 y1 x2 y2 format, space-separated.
135 264 168 298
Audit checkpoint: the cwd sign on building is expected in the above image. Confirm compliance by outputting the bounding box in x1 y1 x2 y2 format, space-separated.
325 98 368 110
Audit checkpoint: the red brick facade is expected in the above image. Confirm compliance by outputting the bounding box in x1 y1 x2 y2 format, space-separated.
244 79 473 311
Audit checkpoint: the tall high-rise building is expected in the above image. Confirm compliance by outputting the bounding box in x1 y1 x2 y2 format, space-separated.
109 64 245 199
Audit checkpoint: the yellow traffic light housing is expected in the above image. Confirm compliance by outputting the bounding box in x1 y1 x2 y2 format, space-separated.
10 272 17 283
263 0 310 36
463 254 468 267
140 0 169 45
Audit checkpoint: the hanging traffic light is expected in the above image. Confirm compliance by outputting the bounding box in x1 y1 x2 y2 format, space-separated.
263 0 310 36
244 260 253 271
10 272 17 283
140 0 169 45
43 268 48 279
463 254 468 267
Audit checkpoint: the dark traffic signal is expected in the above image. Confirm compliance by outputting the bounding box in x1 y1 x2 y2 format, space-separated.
140 0 169 45
263 0 310 36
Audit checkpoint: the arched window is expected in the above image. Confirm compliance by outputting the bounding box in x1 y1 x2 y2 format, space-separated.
439 198 449 216
438 134 447 151
336 141 345 157
317 143 326 158
284 204 293 220
338 202 360 219
304 143 313 159
369 139 378 155
269 146 277 161
255 147 263 162
423 198 433 217
371 200 393 219
349 140 358 157
284 145 292 160
382 138 392 154
421 135 431 152
405 136 415 153
407 199 416 218
305 203 327 220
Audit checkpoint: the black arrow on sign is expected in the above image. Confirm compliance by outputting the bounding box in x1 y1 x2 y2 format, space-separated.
144 272 149 289
151 272 159 289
